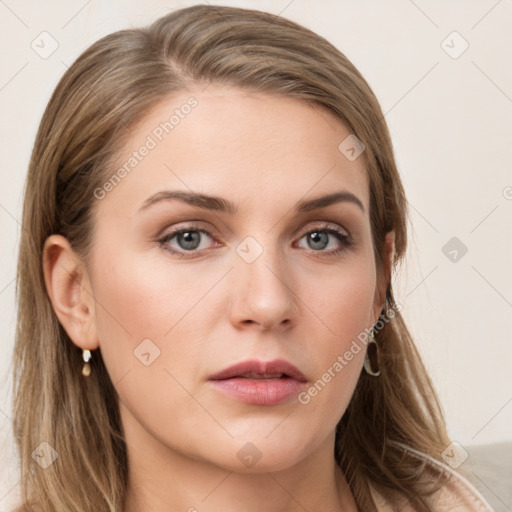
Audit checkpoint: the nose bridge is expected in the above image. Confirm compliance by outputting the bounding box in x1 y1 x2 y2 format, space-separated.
230 233 297 329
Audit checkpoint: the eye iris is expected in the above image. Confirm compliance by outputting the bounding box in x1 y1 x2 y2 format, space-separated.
177 231 200 250
309 231 328 250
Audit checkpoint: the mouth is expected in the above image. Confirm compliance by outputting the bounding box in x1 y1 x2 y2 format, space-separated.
236 372 288 379
209 359 307 406
209 359 307 382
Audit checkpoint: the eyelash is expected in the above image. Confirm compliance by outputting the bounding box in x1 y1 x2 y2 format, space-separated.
157 222 353 259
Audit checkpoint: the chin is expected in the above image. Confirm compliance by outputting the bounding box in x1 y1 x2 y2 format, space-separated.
221 453 303 475
202 436 312 474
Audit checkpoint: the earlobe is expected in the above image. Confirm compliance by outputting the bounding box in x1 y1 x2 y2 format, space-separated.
42 234 99 351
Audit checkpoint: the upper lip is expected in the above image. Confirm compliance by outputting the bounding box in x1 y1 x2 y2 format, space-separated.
209 359 307 382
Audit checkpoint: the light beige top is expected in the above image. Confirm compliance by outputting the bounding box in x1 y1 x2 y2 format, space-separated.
368 444 495 511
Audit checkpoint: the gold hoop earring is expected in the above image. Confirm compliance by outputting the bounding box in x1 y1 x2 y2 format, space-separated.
363 329 380 377
82 349 92 377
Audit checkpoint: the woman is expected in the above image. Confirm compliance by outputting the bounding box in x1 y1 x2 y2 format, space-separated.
11 4 494 511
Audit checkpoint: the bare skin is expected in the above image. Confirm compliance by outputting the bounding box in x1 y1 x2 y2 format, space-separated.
43 84 394 512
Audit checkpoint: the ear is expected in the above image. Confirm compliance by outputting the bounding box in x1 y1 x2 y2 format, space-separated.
42 234 99 351
372 230 396 324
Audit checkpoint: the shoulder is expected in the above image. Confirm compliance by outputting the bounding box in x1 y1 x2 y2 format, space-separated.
369 445 495 512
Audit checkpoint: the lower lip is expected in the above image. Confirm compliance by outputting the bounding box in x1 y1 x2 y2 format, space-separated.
209 377 306 406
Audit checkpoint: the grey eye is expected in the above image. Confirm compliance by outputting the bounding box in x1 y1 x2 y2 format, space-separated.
306 231 329 250
175 231 202 250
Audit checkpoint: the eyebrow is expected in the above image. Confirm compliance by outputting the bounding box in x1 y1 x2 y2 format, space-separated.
137 189 365 214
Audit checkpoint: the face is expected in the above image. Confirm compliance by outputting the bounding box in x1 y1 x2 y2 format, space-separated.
84 85 384 473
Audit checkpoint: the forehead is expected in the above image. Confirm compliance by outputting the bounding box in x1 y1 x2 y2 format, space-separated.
100 84 370 216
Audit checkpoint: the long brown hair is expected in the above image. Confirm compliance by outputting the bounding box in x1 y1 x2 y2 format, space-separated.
12 5 450 511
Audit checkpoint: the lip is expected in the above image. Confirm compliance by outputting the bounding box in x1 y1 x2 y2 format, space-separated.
209 359 307 406
209 359 307 382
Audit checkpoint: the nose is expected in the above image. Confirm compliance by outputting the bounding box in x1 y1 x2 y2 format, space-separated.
228 239 299 331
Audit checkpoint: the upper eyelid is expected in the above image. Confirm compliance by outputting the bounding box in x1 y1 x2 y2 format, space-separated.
160 220 349 237
158 221 217 240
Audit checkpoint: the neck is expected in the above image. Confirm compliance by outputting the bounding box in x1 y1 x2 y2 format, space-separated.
122 411 357 512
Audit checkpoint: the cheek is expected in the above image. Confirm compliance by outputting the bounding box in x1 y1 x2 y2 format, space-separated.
90 248 213 441
89 243 209 383
303 253 376 342
296 256 376 415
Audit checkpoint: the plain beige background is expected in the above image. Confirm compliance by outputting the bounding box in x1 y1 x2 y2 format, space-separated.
1 0 511 509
